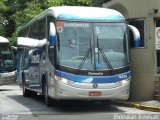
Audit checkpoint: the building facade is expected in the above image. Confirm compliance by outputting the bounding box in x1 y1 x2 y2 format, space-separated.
103 0 160 101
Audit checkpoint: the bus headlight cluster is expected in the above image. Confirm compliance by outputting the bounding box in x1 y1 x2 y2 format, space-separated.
55 75 74 85
117 78 130 86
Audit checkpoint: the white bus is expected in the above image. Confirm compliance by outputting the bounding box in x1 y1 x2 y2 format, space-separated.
0 36 16 85
17 6 140 106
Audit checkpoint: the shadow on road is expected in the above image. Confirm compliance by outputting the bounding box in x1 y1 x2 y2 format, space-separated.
7 93 125 114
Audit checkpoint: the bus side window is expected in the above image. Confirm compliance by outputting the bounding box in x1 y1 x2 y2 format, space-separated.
39 19 46 40
28 21 39 40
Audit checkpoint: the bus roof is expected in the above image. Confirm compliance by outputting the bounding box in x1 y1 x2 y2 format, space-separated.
48 6 125 21
0 36 9 43
19 6 125 34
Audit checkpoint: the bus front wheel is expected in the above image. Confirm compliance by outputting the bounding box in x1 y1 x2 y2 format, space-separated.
43 81 53 107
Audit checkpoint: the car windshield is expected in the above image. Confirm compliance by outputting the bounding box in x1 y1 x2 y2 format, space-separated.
56 21 129 70
0 43 15 70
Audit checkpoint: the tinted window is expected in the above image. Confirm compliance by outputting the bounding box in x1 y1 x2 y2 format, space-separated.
39 19 46 40
28 22 39 39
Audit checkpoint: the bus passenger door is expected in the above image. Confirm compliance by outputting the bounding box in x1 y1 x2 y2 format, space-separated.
29 49 41 89
23 49 30 86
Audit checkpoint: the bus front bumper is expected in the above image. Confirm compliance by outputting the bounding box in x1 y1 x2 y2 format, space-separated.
53 80 130 100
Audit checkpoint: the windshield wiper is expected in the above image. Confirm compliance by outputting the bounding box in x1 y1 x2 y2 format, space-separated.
96 36 100 67
77 37 92 74
76 36 114 74
96 36 114 74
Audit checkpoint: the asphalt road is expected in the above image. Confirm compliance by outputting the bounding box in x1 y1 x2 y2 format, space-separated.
0 84 159 120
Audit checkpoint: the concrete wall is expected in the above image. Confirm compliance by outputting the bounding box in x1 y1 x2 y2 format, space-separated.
103 0 160 101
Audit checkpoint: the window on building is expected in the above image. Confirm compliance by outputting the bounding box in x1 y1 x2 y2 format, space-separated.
156 20 160 27
156 19 160 73
128 19 145 48
157 50 160 73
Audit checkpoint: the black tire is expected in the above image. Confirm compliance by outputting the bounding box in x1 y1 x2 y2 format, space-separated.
22 73 35 97
43 80 53 107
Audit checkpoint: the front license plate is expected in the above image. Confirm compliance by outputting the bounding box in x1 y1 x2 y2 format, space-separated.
89 91 101 96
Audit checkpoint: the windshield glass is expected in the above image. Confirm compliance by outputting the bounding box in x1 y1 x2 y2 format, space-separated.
0 43 15 70
94 23 128 70
56 21 128 70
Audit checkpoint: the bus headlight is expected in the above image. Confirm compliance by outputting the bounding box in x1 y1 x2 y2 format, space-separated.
61 78 68 84
117 78 130 86
55 75 74 85
121 79 128 85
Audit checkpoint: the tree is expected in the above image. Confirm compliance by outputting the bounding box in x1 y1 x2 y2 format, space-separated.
90 0 110 6
45 0 91 6
0 0 7 36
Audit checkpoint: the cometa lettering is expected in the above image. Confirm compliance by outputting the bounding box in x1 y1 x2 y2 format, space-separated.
88 72 103 76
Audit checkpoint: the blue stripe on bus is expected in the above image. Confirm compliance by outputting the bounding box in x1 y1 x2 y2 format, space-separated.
55 70 131 83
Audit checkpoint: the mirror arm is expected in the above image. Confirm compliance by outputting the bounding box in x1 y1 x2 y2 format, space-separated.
50 22 56 46
128 25 141 47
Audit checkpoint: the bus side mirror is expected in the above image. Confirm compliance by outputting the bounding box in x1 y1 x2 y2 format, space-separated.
50 22 56 46
11 46 17 50
128 25 141 48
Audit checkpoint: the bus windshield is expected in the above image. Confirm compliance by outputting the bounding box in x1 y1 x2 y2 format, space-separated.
0 43 15 70
57 21 129 70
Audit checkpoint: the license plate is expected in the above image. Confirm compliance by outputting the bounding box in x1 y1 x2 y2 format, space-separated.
89 91 101 96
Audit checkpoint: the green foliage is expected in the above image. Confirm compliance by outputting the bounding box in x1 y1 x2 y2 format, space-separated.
0 0 7 11
0 0 110 45
44 0 91 7
0 14 6 36
91 0 110 6
0 0 7 36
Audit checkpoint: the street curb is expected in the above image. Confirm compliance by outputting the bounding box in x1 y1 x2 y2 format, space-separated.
112 101 160 112
0 79 16 86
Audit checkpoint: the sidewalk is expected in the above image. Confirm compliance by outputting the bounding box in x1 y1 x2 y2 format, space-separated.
112 100 160 112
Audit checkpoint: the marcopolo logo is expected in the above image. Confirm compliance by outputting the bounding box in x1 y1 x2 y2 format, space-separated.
93 83 98 89
88 72 103 76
